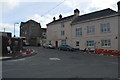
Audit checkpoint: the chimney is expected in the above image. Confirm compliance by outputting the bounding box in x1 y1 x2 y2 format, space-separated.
117 1 120 14
59 14 62 19
53 17 56 21
74 9 80 16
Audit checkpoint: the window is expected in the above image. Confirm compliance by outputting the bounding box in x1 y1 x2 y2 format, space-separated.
61 22 64 28
76 41 79 46
76 28 82 36
61 31 65 36
101 23 110 33
87 40 94 47
61 40 66 45
49 41 51 44
101 39 111 47
87 26 95 34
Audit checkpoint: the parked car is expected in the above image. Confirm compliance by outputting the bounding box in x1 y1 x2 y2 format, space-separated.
58 45 79 51
43 44 55 49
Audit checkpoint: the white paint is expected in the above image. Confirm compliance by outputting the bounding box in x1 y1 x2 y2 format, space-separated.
49 58 61 60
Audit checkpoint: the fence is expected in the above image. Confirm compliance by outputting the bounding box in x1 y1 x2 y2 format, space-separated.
95 49 120 56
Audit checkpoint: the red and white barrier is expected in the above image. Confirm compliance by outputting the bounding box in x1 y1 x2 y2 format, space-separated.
19 49 22 55
95 49 120 56
26 48 30 54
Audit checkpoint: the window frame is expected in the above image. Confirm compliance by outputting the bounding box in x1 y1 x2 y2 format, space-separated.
100 23 110 33
87 26 95 34
76 41 79 46
76 27 82 37
101 39 111 47
86 40 94 47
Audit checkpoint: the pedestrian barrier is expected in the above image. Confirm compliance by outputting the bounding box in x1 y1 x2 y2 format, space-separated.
26 48 30 54
95 49 120 56
19 49 22 55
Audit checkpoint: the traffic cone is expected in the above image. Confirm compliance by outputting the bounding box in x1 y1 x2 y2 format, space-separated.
19 49 22 55
26 48 30 54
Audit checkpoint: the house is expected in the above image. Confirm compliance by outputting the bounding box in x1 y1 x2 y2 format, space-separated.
20 20 46 46
46 1 120 50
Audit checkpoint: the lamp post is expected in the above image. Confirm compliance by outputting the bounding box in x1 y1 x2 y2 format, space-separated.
14 22 19 37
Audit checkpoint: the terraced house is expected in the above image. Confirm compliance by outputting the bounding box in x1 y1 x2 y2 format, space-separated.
46 1 120 50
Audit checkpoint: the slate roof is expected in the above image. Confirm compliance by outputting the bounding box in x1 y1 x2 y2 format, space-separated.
47 8 117 26
72 8 117 24
47 15 74 26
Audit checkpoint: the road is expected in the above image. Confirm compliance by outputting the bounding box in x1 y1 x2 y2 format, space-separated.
2 47 119 78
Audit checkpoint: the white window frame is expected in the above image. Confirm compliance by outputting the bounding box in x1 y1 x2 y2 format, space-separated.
87 26 95 34
61 30 65 36
101 39 111 47
61 40 66 45
76 28 82 37
101 23 110 33
87 40 94 47
61 22 64 28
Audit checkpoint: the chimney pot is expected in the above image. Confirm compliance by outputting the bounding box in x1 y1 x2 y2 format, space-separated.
74 9 80 16
59 14 62 19
117 1 120 13
53 17 56 21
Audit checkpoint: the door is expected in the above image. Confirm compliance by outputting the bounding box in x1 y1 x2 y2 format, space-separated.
55 41 58 48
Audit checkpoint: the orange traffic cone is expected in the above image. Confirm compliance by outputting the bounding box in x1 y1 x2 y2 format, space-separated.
19 49 22 55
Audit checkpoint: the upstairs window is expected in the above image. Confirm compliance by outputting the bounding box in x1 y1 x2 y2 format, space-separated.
101 23 110 33
87 26 95 34
61 22 64 28
61 30 65 36
76 28 82 37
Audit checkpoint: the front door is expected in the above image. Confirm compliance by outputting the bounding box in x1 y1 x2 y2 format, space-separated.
55 41 58 48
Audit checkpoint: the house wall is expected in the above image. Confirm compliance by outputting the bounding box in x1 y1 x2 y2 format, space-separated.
72 16 118 50
47 20 72 47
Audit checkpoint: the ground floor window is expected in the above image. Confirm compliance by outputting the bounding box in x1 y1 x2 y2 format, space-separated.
87 40 94 47
101 39 111 47
49 41 51 44
61 40 66 45
76 41 79 46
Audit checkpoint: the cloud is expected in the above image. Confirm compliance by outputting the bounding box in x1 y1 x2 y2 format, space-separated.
0 23 20 37
63 0 119 14
0 0 20 13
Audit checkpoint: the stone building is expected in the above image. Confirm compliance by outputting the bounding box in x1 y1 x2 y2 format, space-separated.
20 20 46 46
47 1 120 50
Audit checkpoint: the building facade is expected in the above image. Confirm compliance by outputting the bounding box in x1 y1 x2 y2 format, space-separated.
47 1 120 50
20 20 46 46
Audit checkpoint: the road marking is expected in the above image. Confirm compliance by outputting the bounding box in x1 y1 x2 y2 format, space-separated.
49 58 61 61
10 58 26 62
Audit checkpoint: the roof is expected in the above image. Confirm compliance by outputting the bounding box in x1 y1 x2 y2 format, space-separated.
21 19 40 25
47 15 74 26
72 8 117 24
47 8 117 26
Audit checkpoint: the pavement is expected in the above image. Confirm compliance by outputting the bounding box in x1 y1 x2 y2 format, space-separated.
0 47 37 61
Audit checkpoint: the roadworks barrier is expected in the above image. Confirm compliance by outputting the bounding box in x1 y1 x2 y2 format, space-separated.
95 49 120 56
19 49 23 55
26 48 31 54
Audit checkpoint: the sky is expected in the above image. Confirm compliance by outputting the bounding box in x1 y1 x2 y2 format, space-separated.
0 0 119 37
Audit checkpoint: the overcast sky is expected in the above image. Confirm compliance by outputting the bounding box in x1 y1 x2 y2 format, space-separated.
0 0 119 37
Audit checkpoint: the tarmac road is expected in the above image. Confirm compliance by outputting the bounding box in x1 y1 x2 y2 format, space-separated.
2 46 119 78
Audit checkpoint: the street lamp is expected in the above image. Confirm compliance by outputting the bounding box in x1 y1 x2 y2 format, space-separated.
14 22 19 37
